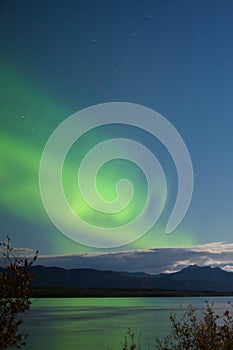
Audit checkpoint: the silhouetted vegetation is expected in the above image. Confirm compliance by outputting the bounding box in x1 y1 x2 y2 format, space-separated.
120 328 136 350
113 302 233 350
108 328 137 350
0 237 37 348
155 301 233 349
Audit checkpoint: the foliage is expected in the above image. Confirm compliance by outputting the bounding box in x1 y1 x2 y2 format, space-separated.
155 301 233 350
121 328 136 350
0 236 38 349
114 302 233 350
108 328 137 350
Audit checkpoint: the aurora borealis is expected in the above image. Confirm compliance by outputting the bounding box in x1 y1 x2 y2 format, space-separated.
1 1 233 260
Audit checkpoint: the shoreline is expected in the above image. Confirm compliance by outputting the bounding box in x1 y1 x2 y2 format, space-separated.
30 287 233 298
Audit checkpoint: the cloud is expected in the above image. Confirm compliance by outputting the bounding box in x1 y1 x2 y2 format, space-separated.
0 246 35 255
31 242 233 274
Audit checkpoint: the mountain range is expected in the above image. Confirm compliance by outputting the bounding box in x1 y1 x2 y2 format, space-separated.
30 264 233 292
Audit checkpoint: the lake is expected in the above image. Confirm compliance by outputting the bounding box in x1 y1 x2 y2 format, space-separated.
22 296 233 350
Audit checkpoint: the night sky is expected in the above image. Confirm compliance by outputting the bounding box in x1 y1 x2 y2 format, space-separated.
1 1 233 266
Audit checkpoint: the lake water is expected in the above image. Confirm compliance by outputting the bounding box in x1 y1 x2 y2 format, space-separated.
22 296 233 350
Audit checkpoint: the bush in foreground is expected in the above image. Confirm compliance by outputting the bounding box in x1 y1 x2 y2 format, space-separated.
155 301 233 350
114 302 233 350
0 237 37 348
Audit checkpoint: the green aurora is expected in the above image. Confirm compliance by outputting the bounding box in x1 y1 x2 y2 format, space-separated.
0 60 195 253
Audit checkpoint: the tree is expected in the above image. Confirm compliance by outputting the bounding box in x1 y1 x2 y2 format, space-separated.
0 236 38 348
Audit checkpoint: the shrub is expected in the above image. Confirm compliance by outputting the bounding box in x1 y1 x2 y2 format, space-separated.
121 328 137 350
108 328 137 350
155 301 233 350
114 302 233 350
0 236 38 348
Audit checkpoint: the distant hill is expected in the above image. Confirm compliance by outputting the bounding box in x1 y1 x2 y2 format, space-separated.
30 264 233 292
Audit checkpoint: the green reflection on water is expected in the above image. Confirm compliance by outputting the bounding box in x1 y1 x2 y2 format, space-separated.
23 297 233 350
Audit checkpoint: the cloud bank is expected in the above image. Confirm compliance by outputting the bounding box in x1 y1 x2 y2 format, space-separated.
33 242 233 274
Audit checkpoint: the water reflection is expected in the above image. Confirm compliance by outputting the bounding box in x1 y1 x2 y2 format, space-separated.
22 297 233 350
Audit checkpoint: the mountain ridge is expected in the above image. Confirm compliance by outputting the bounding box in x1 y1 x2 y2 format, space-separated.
29 264 233 292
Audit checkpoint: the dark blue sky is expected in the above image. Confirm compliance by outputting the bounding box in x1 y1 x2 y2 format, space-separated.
1 0 233 255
